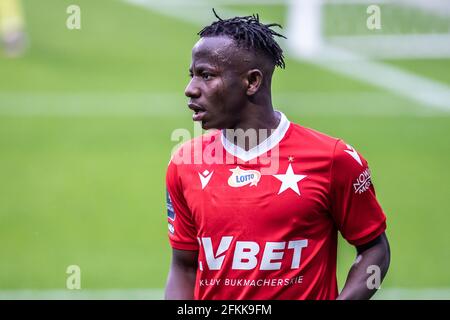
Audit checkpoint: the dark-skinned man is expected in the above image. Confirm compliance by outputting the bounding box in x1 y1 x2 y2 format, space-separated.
165 11 390 300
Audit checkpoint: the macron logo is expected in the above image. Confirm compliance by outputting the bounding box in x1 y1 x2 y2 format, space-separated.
198 170 214 190
344 144 363 166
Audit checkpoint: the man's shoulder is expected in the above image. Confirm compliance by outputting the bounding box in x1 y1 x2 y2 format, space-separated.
289 122 367 165
288 121 340 151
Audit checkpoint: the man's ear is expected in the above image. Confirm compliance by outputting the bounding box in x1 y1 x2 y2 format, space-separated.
245 69 263 96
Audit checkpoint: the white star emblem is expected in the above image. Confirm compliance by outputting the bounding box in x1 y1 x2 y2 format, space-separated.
273 163 307 196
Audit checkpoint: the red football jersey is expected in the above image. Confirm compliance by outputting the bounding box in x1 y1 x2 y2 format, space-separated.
166 112 386 300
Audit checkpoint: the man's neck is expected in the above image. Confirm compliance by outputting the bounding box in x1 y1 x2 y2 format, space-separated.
223 106 281 151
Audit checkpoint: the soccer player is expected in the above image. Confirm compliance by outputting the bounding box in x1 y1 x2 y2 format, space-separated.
165 11 390 300
0 0 27 57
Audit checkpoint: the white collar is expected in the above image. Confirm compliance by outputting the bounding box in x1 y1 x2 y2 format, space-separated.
220 111 290 162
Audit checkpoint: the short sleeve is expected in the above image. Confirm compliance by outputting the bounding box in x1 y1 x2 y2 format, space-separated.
166 160 199 251
329 140 386 246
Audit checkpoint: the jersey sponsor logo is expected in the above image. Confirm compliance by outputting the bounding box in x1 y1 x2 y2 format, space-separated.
198 169 214 190
166 190 175 221
198 236 308 271
228 166 261 187
344 144 363 166
353 168 372 194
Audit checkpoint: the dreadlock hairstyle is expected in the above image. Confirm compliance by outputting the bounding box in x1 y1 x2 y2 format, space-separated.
198 9 287 69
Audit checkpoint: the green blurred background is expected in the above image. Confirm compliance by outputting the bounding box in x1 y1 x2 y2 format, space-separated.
0 0 449 299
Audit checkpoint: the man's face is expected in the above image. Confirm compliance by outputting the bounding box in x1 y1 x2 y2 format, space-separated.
185 36 249 130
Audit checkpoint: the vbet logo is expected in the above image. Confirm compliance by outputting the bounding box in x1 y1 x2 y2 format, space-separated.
198 236 309 271
228 166 261 187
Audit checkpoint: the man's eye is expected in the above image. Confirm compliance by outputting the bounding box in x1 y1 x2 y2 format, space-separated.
202 73 212 80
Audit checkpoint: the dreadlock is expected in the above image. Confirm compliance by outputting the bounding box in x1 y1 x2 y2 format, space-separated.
198 9 286 69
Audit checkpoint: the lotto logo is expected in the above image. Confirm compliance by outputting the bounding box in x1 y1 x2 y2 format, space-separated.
228 167 261 187
199 236 308 271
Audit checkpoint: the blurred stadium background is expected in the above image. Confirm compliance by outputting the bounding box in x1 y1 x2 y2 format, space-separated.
0 0 449 299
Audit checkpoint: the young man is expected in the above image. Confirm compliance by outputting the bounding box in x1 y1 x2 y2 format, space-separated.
165 11 390 300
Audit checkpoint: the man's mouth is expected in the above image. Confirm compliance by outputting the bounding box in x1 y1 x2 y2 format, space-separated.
188 103 207 122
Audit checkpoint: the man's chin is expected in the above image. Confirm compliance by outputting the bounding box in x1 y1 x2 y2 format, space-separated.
198 119 217 131
195 118 221 131
201 122 213 130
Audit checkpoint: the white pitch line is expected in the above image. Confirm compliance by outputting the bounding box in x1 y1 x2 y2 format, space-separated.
375 288 450 300
0 92 439 117
125 0 450 113
328 34 450 59
0 92 186 117
289 43 450 112
0 288 449 299
0 289 165 300
124 0 395 5
285 1 450 112
125 0 262 27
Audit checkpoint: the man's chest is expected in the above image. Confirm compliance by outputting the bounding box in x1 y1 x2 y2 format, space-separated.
181 155 332 237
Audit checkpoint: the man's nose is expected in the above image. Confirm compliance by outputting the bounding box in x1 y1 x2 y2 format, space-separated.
185 79 200 98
